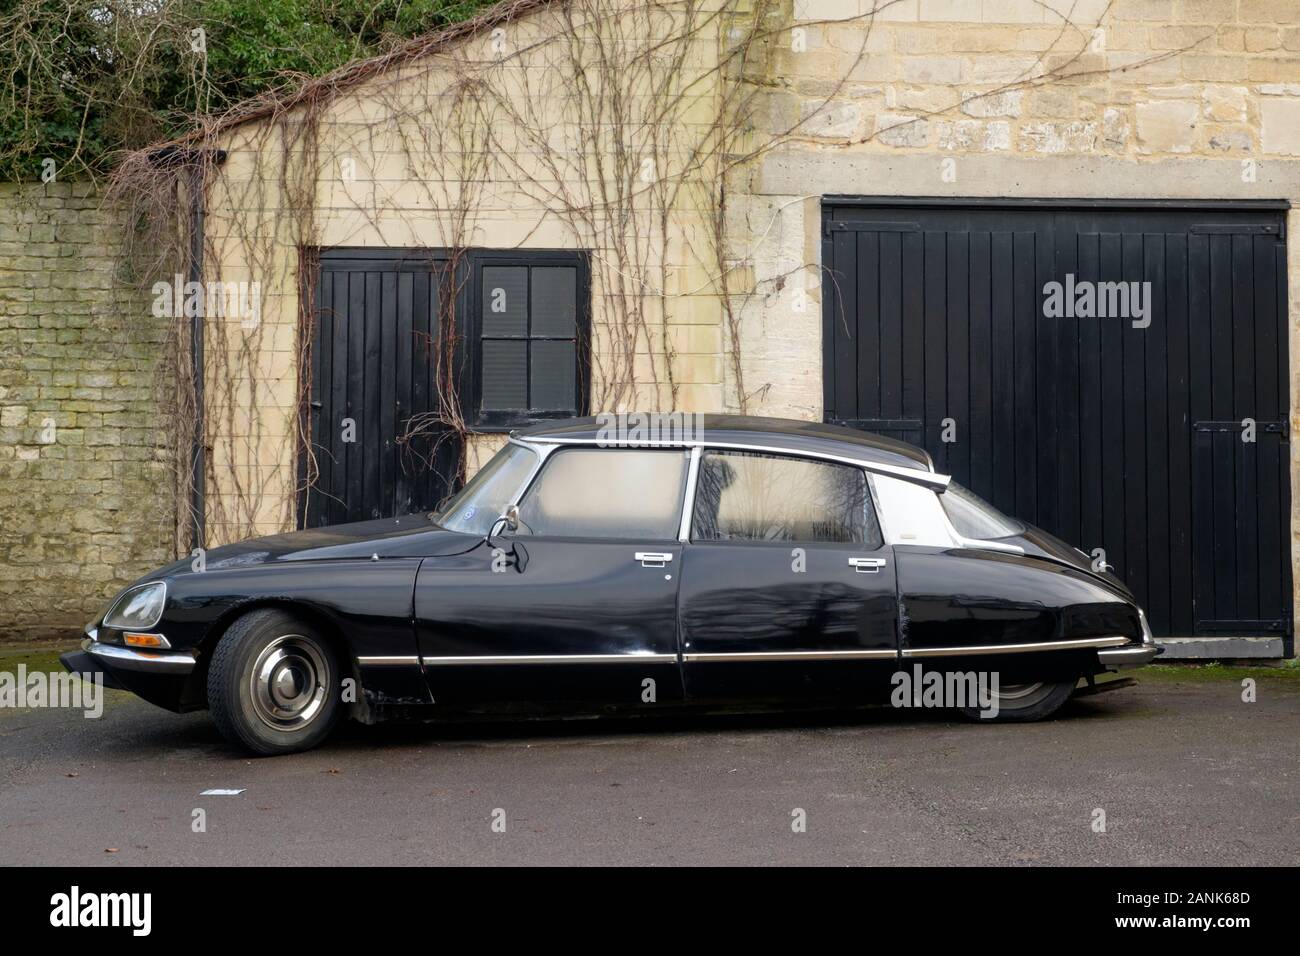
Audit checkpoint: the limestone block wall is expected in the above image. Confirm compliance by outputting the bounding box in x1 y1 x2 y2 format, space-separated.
0 183 175 641
732 0 1300 421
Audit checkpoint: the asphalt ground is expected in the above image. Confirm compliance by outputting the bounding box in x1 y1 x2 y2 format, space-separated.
1 648 1296 866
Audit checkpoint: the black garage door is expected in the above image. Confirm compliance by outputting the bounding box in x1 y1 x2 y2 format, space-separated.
822 199 1290 640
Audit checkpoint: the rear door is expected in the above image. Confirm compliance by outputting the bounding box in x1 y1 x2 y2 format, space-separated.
679 450 899 702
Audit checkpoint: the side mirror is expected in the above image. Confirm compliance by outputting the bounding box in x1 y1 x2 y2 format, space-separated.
485 504 520 548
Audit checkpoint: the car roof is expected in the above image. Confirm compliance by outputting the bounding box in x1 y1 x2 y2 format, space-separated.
516 414 935 473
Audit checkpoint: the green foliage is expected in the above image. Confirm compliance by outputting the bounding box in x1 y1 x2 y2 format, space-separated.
0 0 497 181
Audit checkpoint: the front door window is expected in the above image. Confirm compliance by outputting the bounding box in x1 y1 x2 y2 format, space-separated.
515 448 688 540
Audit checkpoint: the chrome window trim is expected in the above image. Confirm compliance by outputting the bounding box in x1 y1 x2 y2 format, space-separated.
83 638 196 674
422 653 679 665
517 435 949 489
677 445 701 543
901 636 1129 658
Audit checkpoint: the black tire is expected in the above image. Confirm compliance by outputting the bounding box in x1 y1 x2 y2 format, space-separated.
207 609 343 755
957 678 1077 723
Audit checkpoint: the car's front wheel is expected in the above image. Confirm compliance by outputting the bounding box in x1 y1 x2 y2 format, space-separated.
957 678 1076 723
207 609 342 755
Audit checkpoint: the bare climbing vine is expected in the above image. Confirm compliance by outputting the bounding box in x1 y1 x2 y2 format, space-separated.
102 0 1184 547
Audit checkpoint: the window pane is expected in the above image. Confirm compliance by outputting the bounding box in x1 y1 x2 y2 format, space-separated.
518 449 687 539
481 340 527 410
482 266 527 336
940 481 1024 540
530 340 576 411
530 267 576 336
436 444 537 536
691 451 878 545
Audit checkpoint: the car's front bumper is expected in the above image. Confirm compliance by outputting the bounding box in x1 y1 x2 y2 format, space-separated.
59 630 202 712
77 635 197 674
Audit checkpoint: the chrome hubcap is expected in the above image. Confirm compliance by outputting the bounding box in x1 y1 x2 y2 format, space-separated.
995 682 1045 701
249 635 328 731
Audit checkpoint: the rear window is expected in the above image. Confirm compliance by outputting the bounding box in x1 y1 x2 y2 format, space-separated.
939 482 1024 540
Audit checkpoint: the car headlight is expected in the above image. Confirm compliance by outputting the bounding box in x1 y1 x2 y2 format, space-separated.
103 582 167 630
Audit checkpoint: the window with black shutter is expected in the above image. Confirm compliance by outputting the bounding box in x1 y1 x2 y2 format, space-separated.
471 251 588 429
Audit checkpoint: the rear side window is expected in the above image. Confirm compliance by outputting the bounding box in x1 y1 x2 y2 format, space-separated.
691 451 881 547
516 448 688 540
939 482 1024 540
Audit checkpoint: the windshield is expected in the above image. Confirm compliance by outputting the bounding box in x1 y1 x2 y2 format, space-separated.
436 443 538 535
939 481 1025 540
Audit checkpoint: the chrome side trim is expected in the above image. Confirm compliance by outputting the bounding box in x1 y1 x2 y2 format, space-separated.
416 638 1133 667
683 649 897 662
902 636 1130 658
422 653 679 665
84 638 197 674
1098 644 1160 667
356 655 422 666
517 435 949 489
677 445 701 542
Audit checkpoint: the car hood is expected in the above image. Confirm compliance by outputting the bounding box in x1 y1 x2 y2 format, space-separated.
1004 523 1136 603
146 513 482 579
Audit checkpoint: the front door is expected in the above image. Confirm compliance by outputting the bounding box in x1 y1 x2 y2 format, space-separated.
415 446 689 709
679 450 899 702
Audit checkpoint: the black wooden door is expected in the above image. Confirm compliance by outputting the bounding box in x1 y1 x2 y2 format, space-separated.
301 249 463 528
822 200 1290 639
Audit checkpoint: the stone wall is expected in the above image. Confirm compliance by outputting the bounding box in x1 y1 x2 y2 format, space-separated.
0 182 175 642
734 0 1300 422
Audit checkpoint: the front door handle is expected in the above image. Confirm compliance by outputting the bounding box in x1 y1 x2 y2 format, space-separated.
849 557 887 573
635 552 673 568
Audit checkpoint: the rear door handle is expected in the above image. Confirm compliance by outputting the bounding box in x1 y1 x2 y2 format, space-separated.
849 557 887 573
635 552 673 568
